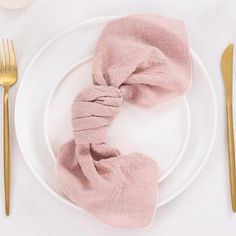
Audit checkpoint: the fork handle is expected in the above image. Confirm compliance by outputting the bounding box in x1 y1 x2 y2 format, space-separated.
226 96 236 212
3 86 10 216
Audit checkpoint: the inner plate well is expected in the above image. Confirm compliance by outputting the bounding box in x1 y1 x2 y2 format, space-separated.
45 57 191 183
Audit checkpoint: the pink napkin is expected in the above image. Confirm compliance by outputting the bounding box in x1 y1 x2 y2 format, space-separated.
56 14 192 228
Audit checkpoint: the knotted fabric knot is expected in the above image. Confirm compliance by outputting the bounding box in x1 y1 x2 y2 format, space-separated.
71 85 123 144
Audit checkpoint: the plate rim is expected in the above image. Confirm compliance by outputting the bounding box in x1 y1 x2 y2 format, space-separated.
15 15 217 209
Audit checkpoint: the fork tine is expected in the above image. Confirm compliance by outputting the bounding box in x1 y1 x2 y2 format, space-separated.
6 40 11 72
1 40 6 72
0 41 2 73
9 40 16 72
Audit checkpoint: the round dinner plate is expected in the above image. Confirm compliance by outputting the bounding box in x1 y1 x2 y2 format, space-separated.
15 16 217 209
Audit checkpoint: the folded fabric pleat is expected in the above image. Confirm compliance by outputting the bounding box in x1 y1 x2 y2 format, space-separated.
56 14 192 228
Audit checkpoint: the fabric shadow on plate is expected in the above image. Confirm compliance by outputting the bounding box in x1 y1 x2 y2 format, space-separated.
56 14 192 228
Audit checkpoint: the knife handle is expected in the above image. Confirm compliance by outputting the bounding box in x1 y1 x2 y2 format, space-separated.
226 96 236 212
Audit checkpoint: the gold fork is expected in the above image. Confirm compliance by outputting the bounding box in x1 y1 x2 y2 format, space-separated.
0 39 17 216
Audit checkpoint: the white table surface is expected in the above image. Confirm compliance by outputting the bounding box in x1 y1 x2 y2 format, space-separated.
0 0 235 235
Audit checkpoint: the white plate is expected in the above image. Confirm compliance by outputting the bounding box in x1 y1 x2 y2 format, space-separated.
15 16 217 209
44 56 191 183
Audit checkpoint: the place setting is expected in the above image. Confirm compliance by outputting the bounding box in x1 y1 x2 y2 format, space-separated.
3 7 234 229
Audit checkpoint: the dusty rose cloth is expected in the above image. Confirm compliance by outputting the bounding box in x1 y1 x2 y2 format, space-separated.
56 14 192 228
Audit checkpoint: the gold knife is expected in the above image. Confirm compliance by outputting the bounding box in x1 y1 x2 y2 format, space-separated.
221 44 236 212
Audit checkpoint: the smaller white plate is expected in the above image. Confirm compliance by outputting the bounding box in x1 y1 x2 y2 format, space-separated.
44 56 191 183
